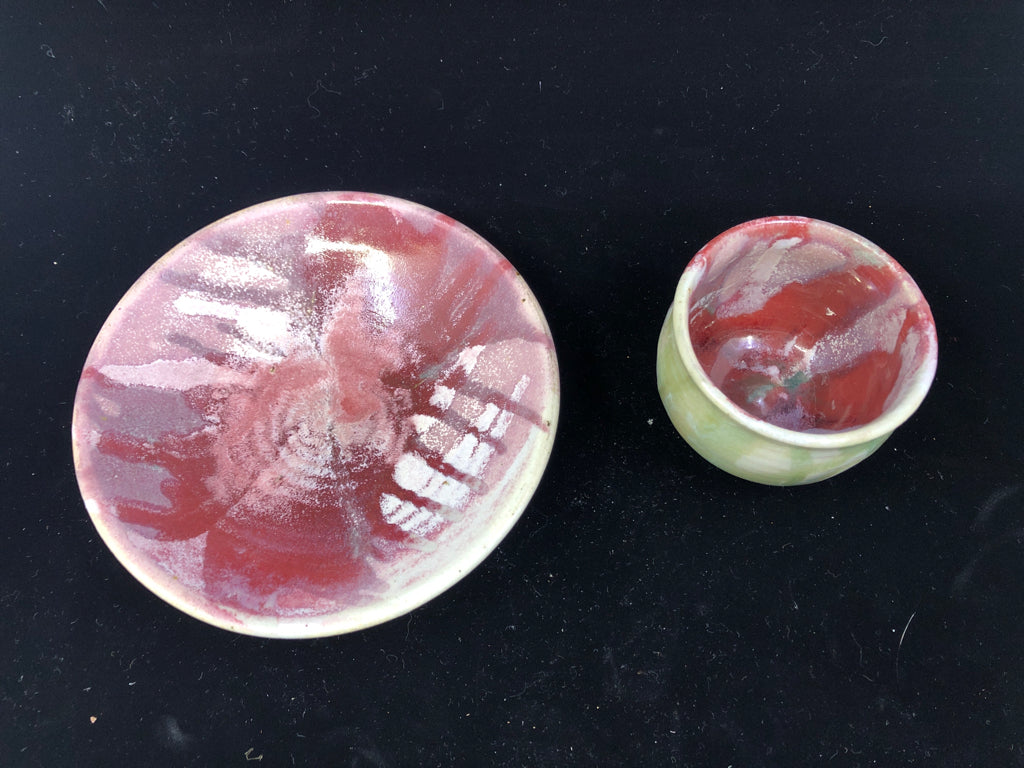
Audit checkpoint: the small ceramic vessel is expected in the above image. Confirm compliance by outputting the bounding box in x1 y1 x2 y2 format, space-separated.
72 192 559 637
657 216 937 485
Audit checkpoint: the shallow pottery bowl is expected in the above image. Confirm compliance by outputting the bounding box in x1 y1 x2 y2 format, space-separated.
657 216 937 486
72 192 559 637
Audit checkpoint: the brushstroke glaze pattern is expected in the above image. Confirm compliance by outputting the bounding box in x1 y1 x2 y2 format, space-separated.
657 217 937 485
72 192 559 636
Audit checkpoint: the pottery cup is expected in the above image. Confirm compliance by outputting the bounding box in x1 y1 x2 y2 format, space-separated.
657 216 938 485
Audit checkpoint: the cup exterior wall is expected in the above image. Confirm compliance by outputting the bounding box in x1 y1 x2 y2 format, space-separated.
656 308 889 486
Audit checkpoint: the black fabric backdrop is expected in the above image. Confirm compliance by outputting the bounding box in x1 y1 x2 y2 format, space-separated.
3 2 1022 765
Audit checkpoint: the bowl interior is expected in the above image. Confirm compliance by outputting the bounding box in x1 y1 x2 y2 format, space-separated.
72 192 558 636
686 217 936 433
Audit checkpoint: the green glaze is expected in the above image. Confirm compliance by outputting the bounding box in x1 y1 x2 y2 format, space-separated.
656 308 891 486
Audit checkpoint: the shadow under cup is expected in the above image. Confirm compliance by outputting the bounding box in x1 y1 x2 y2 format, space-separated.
657 216 938 486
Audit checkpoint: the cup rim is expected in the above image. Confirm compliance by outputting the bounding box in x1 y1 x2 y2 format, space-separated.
671 215 938 449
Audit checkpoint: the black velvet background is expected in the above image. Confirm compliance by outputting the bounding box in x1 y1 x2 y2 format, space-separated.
3 2 1022 765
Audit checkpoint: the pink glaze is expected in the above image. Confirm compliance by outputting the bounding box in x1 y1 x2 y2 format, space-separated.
72 192 558 627
687 217 936 432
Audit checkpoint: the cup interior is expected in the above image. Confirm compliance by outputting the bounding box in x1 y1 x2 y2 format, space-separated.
684 217 937 433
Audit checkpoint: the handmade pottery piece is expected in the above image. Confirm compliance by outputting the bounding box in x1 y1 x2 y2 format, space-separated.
657 216 937 486
72 192 559 637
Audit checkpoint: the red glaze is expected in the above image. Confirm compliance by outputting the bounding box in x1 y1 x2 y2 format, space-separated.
688 218 936 432
72 192 558 624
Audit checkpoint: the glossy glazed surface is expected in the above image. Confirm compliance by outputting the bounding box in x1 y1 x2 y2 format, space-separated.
688 218 935 433
658 308 887 485
72 192 559 636
658 217 937 485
